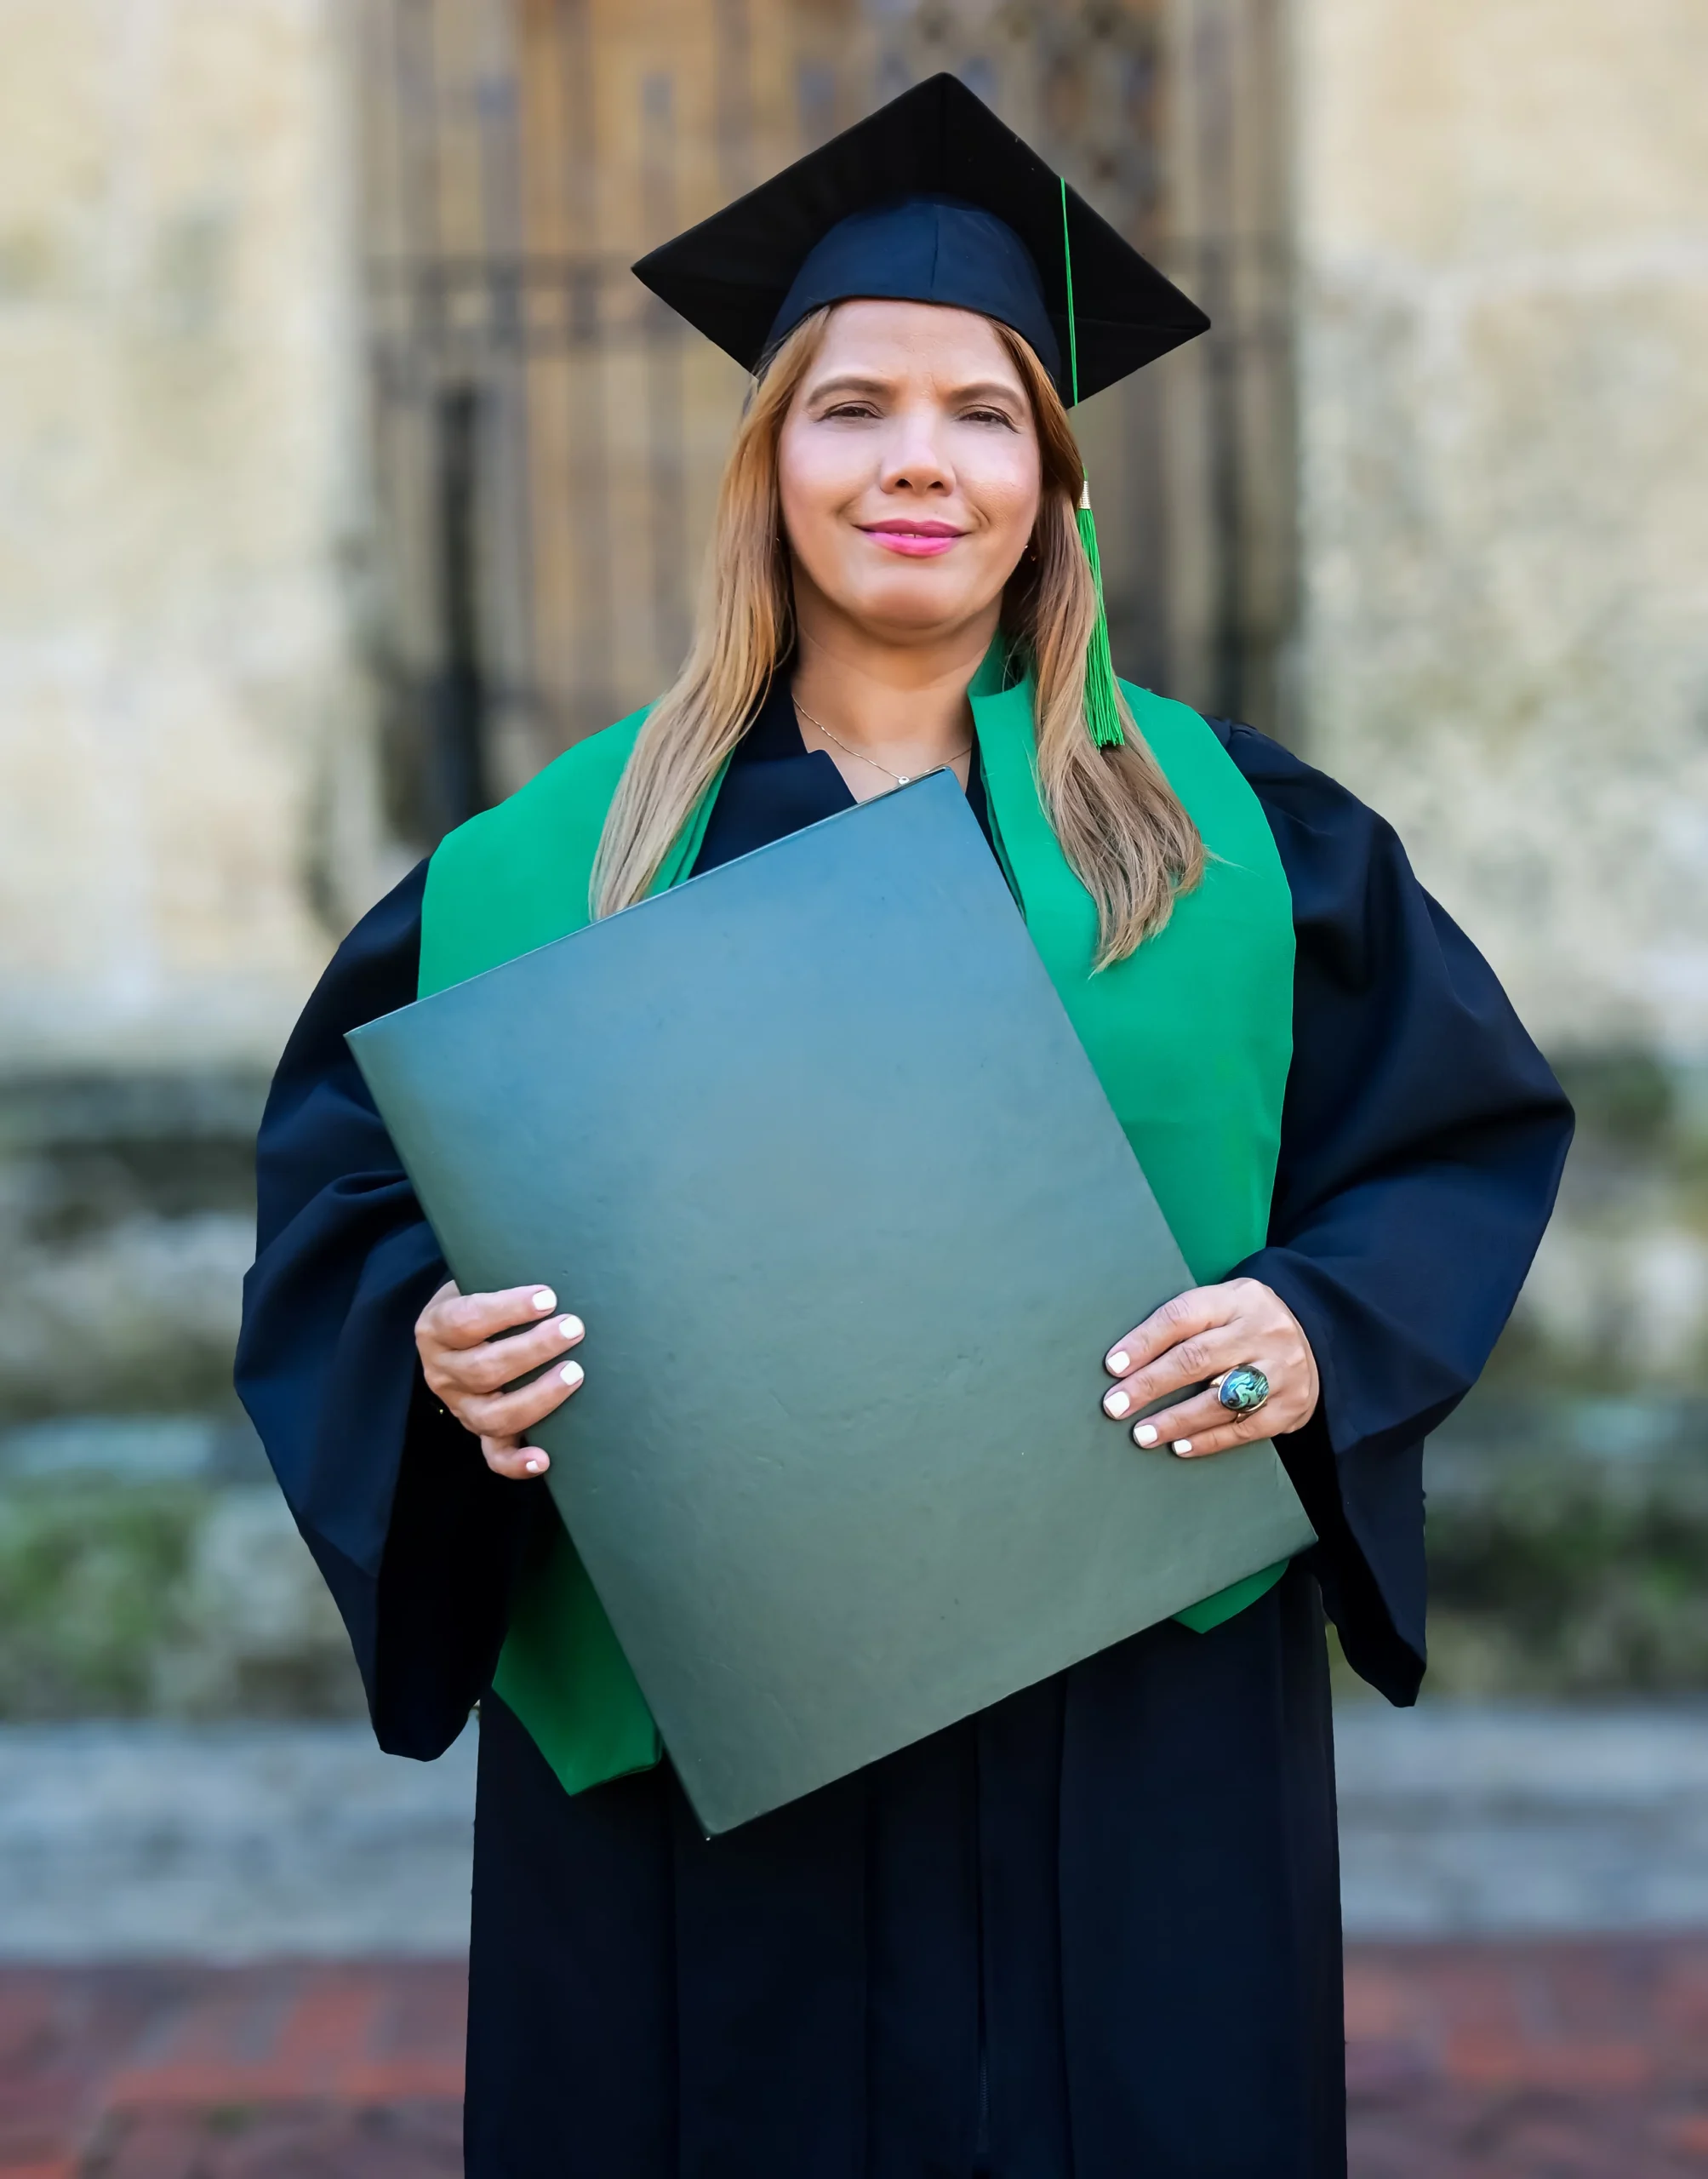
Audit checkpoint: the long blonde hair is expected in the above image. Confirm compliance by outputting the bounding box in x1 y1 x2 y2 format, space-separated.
591 307 1204 965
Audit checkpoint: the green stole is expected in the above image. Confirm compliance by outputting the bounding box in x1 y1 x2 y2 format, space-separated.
419 649 1298 1799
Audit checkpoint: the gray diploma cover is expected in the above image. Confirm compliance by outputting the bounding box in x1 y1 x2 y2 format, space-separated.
351 774 1315 1832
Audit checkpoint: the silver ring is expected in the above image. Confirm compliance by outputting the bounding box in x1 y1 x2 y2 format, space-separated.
1216 1365 1270 1416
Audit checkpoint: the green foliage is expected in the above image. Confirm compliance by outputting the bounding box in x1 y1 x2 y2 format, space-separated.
1426 1481 1708 1694
1334 1389 1708 1699
0 1483 201 1716
0 1473 366 1719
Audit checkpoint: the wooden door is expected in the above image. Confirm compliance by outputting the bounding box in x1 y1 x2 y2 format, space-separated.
358 0 1295 838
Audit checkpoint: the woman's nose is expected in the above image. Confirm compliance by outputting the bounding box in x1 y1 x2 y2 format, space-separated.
877 415 953 495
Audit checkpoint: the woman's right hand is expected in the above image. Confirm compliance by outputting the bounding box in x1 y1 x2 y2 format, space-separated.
414 1280 586 1479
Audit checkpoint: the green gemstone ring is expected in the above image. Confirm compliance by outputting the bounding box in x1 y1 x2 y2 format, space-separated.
1217 1365 1271 1416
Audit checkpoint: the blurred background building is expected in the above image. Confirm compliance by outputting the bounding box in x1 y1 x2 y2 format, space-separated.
1 0 1705 1714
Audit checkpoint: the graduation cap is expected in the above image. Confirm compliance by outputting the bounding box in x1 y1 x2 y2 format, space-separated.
632 72 1211 749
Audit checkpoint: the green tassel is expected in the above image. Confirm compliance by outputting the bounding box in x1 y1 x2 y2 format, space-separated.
1060 177 1123 752
1077 479 1125 751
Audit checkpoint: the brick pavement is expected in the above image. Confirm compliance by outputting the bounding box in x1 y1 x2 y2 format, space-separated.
0 1941 1702 2176
0 1964 464 2177
1347 1938 1708 2176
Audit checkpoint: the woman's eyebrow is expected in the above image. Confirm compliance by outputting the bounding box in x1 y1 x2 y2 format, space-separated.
806 373 895 400
949 380 1025 405
806 373 1025 404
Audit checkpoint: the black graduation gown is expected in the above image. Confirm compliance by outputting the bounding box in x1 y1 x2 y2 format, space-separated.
236 693 1572 2178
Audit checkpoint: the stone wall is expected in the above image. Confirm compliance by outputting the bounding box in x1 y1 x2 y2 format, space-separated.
0 0 394 1081
1293 0 1708 1398
0 1 398 1438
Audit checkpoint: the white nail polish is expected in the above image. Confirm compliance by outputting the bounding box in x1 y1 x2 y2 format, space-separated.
523 1458 541 1473
1107 1350 1131 1375
532 1289 556 1313
1103 1388 1131 1417
1134 1423 1159 1447
557 1315 583 1341
560 1359 584 1387
1172 1438 1192 1456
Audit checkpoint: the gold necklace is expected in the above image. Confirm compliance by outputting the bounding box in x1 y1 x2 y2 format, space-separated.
793 697 972 788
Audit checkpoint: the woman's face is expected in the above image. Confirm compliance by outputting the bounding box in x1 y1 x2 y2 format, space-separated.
777 300 1043 647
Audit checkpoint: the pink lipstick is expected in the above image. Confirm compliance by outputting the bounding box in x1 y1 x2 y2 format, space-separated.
859 519 964 558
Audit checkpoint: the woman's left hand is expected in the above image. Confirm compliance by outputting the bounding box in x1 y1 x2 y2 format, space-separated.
1099 1278 1319 1457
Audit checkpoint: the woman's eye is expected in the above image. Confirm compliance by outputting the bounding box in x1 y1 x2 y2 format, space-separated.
820 402 881 420
962 407 1018 429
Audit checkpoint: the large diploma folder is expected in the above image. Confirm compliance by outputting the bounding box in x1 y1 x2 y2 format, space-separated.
350 774 1313 1831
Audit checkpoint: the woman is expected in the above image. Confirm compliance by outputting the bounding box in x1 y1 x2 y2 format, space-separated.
238 77 1571 2179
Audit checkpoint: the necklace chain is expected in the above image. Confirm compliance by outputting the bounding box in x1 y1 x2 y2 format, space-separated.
792 697 972 788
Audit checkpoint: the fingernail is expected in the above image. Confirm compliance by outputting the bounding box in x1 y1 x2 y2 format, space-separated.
1133 1423 1158 1447
523 1457 543 1474
557 1315 583 1341
1106 1349 1131 1375
1172 1438 1193 1456
560 1359 584 1387
532 1289 557 1313
1103 1387 1131 1418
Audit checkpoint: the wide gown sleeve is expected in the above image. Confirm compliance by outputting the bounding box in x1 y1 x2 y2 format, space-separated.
1212 720 1574 1705
235 863 544 1757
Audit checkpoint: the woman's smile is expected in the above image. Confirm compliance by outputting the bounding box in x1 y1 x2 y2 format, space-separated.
858 518 967 558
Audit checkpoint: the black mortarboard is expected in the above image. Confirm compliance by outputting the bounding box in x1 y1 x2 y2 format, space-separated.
631 72 1208 405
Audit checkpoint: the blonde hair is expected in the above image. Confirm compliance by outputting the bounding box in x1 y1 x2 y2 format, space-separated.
591 307 1204 965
